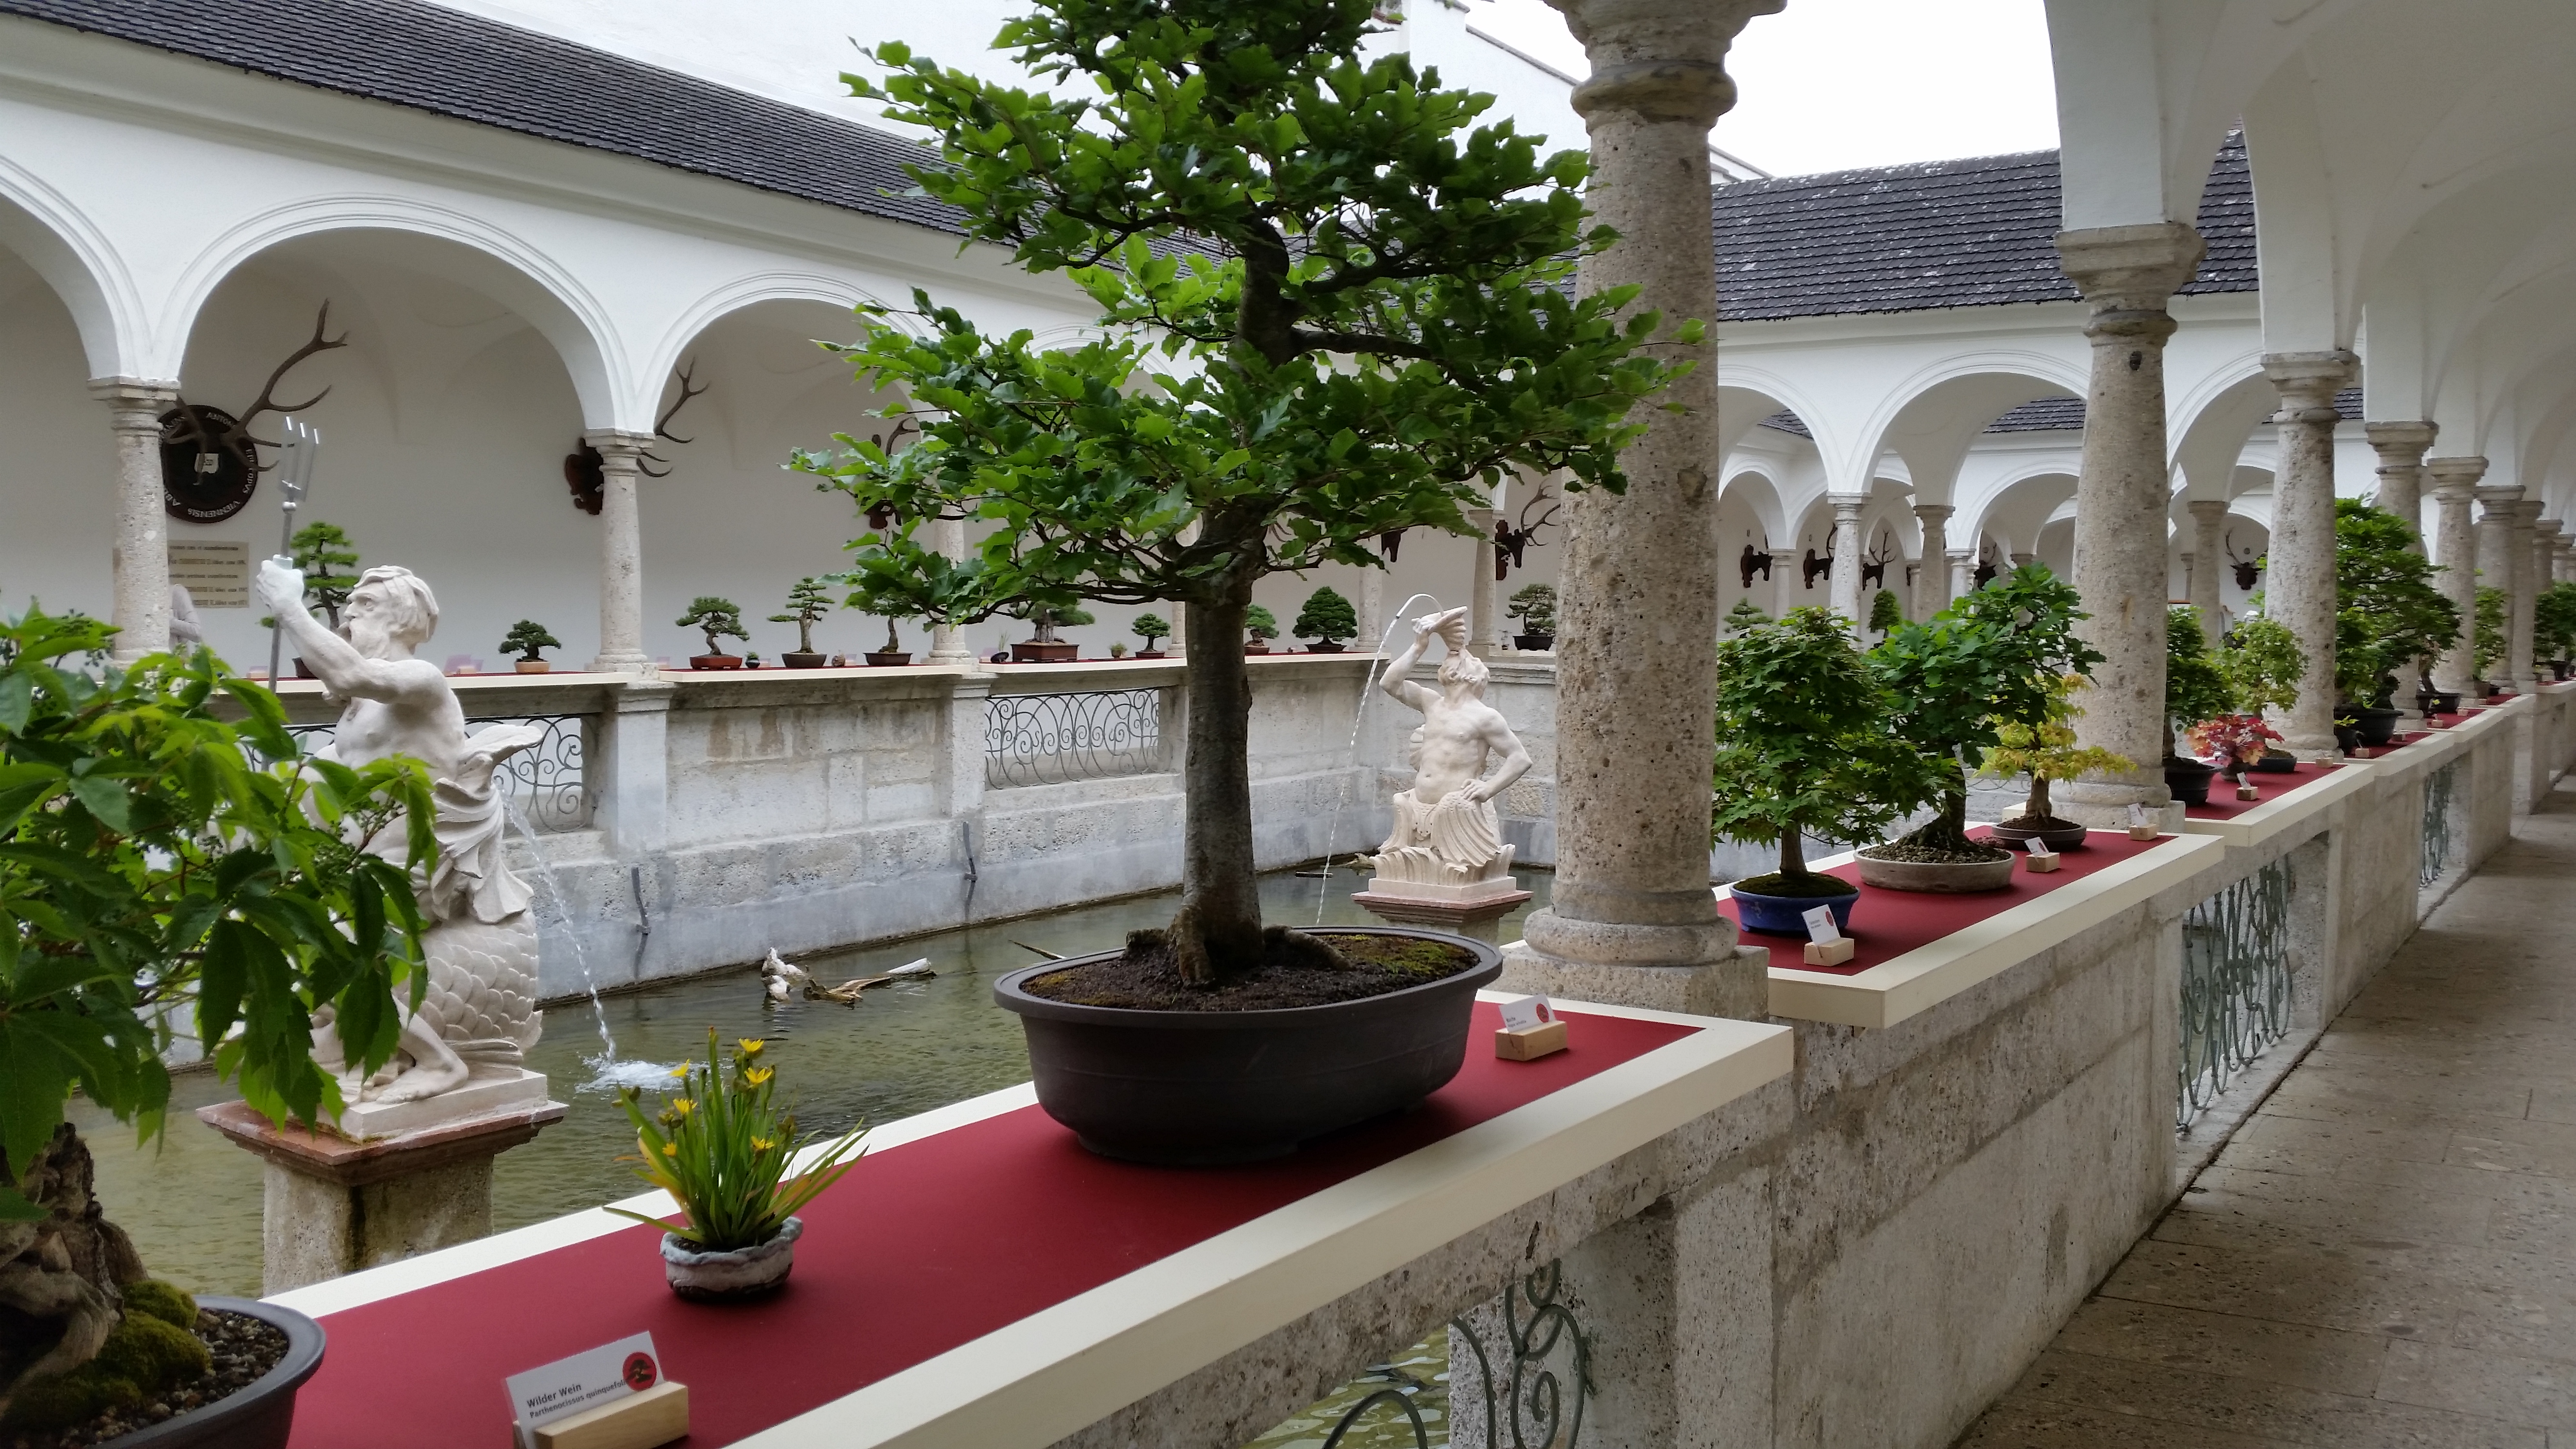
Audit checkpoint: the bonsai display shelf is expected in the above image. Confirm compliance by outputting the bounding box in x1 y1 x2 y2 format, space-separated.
275 998 1787 1449
2181 760 2348 821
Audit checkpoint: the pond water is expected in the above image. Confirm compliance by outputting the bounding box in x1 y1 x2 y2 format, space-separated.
81 866 1552 1301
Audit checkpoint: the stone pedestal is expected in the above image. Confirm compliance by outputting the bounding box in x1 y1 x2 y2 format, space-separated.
199 1095 565 1295
587 430 653 673
1352 880 1532 944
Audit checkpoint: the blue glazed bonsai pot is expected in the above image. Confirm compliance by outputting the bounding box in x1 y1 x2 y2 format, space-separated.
1729 883 1859 937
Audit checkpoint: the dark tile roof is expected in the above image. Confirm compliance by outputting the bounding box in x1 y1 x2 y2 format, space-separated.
0 0 962 236
1757 410 1812 439
1984 397 2085 433
1713 132 2256 321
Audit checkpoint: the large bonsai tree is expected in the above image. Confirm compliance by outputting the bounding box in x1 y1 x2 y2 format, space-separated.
2334 499 2457 702
0 608 431 1416
806 0 1685 979
768 578 835 655
1712 607 1948 891
2166 606 2234 757
1291 587 1356 648
1869 563 2104 856
2538 581 2576 670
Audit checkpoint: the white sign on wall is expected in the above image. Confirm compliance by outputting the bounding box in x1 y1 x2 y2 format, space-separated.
167 540 251 608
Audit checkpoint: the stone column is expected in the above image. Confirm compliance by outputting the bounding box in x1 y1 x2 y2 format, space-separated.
1505 0 1781 1022
1354 567 1387 655
1467 505 1502 655
1770 549 1797 618
2053 224 2205 821
1911 503 1952 618
1825 493 1867 627
1947 547 1975 601
2511 499 2542 694
2557 537 2575 586
2365 420 2436 552
2427 460 2483 695
2186 499 2230 654
2476 481 2522 690
925 515 978 664
93 379 180 663
587 430 653 673
2262 352 2358 758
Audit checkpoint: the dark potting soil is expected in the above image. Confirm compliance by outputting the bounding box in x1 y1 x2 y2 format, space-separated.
1996 814 2085 832
3 1309 288 1449
1859 841 2013 865
1730 872 1860 897
1023 929 1480 1012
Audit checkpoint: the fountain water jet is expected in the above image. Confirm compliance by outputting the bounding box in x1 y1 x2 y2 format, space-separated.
1312 593 1444 924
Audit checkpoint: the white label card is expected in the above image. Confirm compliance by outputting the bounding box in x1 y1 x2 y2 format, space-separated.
1497 993 1555 1032
507 1332 661 1443
1801 905 1844 945
2126 803 2150 829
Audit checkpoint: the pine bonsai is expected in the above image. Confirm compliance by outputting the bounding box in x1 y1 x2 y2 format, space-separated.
1712 606 1949 893
499 619 559 663
1243 605 1280 646
2166 606 2234 758
676 596 748 657
804 0 1685 982
2538 582 2576 668
1980 673 2132 827
1722 597 1771 637
768 577 835 654
1292 587 1356 646
287 521 361 628
1131 613 1170 653
1867 588 1904 639
2474 586 2508 687
1010 601 1095 644
0 606 433 1418
1508 583 1558 637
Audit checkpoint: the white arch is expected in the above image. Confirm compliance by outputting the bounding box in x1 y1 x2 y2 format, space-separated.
155 196 627 429
2170 362 2277 501
0 155 145 379
642 271 884 410
1720 467 1788 547
1713 364 1840 459
1850 350 2090 480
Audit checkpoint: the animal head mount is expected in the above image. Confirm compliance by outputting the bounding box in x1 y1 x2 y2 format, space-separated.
1859 534 1898 592
2226 532 2263 590
1738 541 1773 590
1492 483 1562 580
637 362 708 480
1802 545 1831 590
565 362 713 513
1974 540 2002 589
161 303 349 523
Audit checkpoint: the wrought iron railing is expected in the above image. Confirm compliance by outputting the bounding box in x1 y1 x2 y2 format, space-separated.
2420 759 2461 888
279 715 591 833
984 689 1165 788
2176 858 2293 1130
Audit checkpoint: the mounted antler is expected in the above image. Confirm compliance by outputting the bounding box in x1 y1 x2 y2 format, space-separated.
637 362 710 479
1738 541 1773 590
1859 533 1897 592
165 302 348 478
1492 482 1562 580
2226 531 2263 590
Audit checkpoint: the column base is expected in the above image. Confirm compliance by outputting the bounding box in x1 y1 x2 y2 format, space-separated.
1501 908 1767 1018
926 648 982 666
2053 780 2184 831
591 651 653 675
198 1096 564 1294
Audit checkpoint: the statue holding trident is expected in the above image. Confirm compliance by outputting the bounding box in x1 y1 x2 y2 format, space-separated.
254 559 546 1119
1359 608 1535 930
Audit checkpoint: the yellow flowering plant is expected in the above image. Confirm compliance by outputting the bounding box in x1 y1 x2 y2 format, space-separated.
606 1029 867 1252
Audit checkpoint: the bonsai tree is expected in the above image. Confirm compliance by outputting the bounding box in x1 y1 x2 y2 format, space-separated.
2335 499 2457 702
288 520 361 628
677 596 749 657
2218 612 2304 719
1712 607 1950 893
1291 586 1357 647
805 0 1686 980
499 619 559 664
1243 605 1280 648
1980 673 2132 827
768 577 835 655
1722 597 1771 637
2474 585 2508 686
1131 612 1170 654
1869 563 2105 857
1009 600 1095 644
2166 606 2235 757
2538 581 2576 670
1867 588 1904 640
0 606 433 1423
1509 583 1559 638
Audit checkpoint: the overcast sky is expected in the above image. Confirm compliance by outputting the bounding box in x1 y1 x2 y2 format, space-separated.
1472 0 2061 178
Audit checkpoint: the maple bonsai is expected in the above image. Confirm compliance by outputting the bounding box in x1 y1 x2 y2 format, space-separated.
806 0 1684 981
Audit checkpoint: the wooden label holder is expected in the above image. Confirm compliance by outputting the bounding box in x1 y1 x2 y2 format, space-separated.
525 1382 689 1449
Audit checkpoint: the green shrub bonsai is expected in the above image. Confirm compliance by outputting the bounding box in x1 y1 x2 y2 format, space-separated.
1722 597 1771 637
1131 612 1170 654
287 521 361 629
1712 606 1949 894
803 0 1685 981
1869 563 2105 855
499 619 559 665
768 577 835 656
2334 499 2457 704
2218 611 2304 719
2166 606 2234 758
0 607 432 1421
676 596 749 658
2474 586 2508 686
1867 588 1904 640
1508 583 1558 639
1291 587 1357 648
2538 582 2576 671
1243 604 1280 648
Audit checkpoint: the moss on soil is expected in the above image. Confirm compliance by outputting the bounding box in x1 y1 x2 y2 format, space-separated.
1730 872 1860 898
1023 928 1479 1011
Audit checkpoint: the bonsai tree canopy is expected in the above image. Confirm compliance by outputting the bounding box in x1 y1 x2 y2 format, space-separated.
499 619 560 663
2474 586 2508 686
287 521 361 629
1722 597 1770 637
802 0 1688 981
1867 588 1904 639
1243 604 1280 645
768 578 836 654
2166 606 2235 755
2218 612 2304 719
1508 582 1558 636
2538 581 2576 666
2334 499 2456 702
1712 606 1949 891
1292 587 1357 646
1131 612 1170 652
1010 600 1095 644
1981 673 2132 826
677 596 750 658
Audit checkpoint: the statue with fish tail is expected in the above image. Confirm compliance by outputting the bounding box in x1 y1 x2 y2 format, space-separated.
255 560 544 1108
1368 608 1532 897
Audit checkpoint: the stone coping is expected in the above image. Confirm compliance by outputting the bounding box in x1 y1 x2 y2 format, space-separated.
272 995 1787 1448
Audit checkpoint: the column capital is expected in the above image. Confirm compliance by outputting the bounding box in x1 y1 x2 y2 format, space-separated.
2512 498 2545 526
2054 223 2205 319
89 377 180 425
583 428 656 460
2185 498 2232 522
2475 483 2526 513
2364 419 2438 455
1825 491 1868 514
2261 350 2359 418
1944 547 1973 564
1553 0 1783 125
2428 455 2490 491
2535 518 2563 541
1910 502 1954 522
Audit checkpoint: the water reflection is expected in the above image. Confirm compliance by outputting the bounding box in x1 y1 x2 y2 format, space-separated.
85 867 1550 1298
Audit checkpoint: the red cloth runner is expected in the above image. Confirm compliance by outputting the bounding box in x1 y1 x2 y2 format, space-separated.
2184 761 2340 819
1722 828 2164 978
289 1003 1696 1448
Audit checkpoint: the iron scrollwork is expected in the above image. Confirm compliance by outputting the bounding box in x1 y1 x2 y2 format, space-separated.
984 689 1163 789
2420 759 2460 888
1319 1258 1592 1449
277 713 590 833
2176 858 2292 1129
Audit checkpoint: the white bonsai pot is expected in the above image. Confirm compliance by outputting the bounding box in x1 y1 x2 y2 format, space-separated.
661 1216 802 1301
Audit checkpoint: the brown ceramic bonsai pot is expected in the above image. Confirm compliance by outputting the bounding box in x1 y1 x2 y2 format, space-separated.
104 1296 325 1449
1987 818 2088 851
689 654 743 670
1012 641 1079 663
780 650 828 669
1513 632 1556 651
514 659 550 674
1133 649 1167 660
1304 641 1347 653
1243 642 1272 655
864 650 914 667
1852 848 2014 892
993 926 1503 1165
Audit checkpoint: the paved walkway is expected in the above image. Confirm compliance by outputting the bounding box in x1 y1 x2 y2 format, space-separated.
1958 780 2576 1448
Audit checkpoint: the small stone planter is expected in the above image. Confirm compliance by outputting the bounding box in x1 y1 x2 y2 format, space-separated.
1853 848 2014 893
662 1216 802 1302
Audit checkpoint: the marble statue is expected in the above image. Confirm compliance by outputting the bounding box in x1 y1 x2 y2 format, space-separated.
255 560 544 1115
1368 607 1533 900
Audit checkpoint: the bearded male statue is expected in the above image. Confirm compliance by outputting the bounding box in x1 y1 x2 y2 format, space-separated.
1368 607 1532 899
254 560 544 1113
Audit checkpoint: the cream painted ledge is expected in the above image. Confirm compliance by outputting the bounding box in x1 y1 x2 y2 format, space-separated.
273 995 1789 1449
1757 834 2228 1030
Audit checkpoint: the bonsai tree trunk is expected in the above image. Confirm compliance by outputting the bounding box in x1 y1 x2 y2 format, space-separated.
1777 824 1808 882
2026 773 2055 822
0 1126 145 1400
1171 589 1266 983
884 618 901 653
1898 754 1976 853
798 617 815 653
1034 615 1057 644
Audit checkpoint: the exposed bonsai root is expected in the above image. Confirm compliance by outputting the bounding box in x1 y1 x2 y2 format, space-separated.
0 1126 147 1409
1262 925 1352 972
1122 916 1351 987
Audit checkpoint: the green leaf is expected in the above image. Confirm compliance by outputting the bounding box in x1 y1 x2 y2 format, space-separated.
0 1015 73 1181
